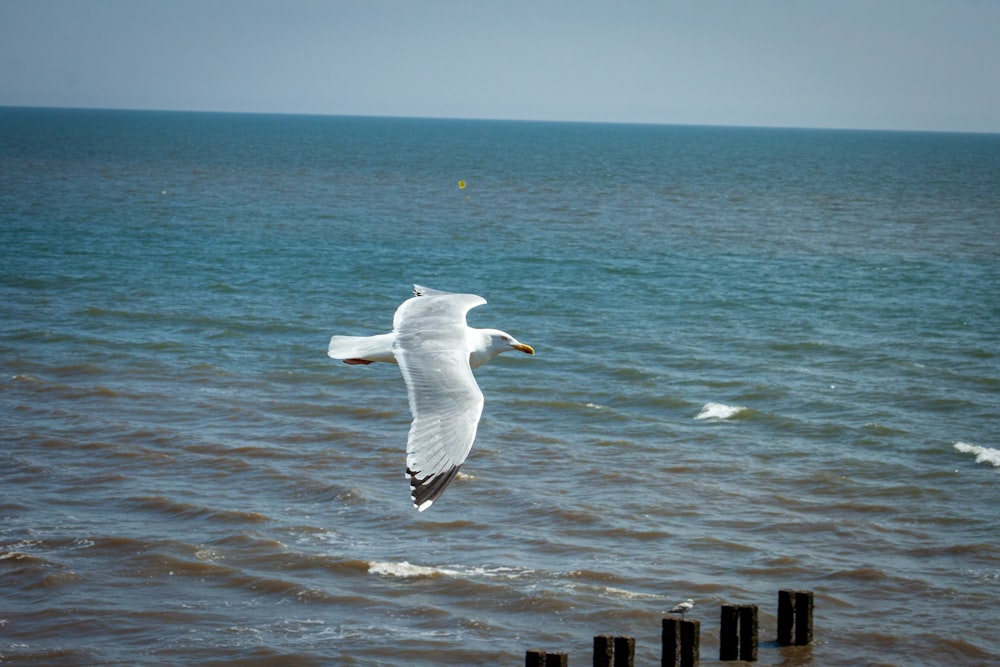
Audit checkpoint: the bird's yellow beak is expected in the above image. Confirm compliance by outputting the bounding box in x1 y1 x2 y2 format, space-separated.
513 343 535 355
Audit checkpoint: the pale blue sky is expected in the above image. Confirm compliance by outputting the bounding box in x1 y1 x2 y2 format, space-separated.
2 0 998 132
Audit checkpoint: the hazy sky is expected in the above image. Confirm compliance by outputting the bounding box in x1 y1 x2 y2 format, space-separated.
2 0 998 132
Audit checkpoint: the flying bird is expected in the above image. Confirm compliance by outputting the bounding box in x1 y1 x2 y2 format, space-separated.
327 285 534 511
668 599 695 619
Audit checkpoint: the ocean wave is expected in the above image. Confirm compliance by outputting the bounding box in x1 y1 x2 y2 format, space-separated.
694 402 748 420
574 583 662 600
367 560 533 580
954 442 1000 468
0 549 45 563
368 561 461 578
129 495 271 523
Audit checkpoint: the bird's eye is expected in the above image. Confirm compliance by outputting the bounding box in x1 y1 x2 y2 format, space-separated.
501 335 509 342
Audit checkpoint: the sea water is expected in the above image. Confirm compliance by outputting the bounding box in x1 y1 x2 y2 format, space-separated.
2 108 999 666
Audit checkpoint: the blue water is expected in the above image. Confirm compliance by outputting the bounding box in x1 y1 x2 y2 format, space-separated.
2 108 999 666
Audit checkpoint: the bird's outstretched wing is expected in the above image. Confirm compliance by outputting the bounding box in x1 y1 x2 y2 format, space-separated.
393 287 487 511
327 333 396 364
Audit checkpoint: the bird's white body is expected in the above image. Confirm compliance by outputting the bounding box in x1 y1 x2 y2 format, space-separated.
327 285 534 511
668 599 695 617
328 327 521 370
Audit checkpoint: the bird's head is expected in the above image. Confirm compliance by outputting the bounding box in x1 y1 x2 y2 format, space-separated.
495 330 534 356
471 329 534 368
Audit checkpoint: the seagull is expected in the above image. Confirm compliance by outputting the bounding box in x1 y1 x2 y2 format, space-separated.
327 285 534 511
668 599 695 619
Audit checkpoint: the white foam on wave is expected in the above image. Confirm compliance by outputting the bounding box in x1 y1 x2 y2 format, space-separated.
694 402 747 420
954 442 1000 468
367 560 533 579
368 560 457 578
592 585 662 600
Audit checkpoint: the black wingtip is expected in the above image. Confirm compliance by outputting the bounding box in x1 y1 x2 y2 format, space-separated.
406 465 461 511
412 285 453 298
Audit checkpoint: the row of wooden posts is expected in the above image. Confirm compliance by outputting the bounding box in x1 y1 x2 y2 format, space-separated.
525 589 814 666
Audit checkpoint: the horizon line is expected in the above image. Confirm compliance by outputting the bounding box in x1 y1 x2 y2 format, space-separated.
2 103 998 137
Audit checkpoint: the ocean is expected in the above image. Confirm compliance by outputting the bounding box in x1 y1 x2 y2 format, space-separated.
1 107 998 666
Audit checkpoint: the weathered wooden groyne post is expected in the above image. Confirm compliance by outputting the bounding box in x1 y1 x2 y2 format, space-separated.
661 617 700 667
719 604 758 661
525 648 568 667
593 634 635 667
776 589 814 646
594 635 614 666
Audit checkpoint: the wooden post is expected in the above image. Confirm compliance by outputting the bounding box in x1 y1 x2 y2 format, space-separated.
776 590 794 646
681 619 700 667
739 605 758 662
594 635 614 667
720 605 757 661
719 605 739 660
794 590 813 646
663 617 680 666
613 636 635 667
662 617 700 667
526 649 546 667
545 652 568 667
777 589 814 646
